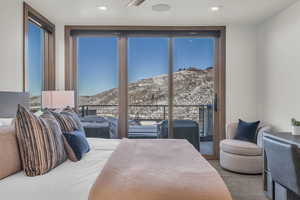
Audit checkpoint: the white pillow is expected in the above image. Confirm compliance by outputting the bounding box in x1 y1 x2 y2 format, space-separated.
0 118 14 126
34 110 44 117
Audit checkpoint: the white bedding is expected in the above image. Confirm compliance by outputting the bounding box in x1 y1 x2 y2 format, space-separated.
0 138 120 200
0 118 13 126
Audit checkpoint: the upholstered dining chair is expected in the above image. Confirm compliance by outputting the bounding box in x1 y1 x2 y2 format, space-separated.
220 122 271 174
264 137 300 199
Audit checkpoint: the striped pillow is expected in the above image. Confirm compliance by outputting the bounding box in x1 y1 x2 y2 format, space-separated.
50 111 78 133
61 108 86 134
15 105 67 176
41 111 67 161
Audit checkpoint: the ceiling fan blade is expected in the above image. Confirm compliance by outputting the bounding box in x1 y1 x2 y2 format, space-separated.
127 0 146 7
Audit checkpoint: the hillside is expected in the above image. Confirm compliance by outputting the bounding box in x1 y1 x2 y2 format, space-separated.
79 68 214 121
79 67 214 106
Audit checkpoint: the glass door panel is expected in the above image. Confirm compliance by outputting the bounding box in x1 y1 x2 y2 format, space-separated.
173 37 216 156
28 22 44 110
77 37 119 126
127 37 169 138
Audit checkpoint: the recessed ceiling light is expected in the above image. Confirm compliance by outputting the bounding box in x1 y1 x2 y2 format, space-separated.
97 6 108 11
152 4 171 12
211 6 222 12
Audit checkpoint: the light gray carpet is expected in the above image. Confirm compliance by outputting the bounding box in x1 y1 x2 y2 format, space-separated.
209 160 268 200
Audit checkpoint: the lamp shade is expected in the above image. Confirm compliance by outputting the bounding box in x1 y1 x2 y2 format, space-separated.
42 91 75 109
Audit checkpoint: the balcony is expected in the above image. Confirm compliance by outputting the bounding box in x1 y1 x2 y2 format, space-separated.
80 104 213 147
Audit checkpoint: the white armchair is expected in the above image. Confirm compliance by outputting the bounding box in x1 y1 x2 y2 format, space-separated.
220 122 271 174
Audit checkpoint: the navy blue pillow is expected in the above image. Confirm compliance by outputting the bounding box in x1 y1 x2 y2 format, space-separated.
234 119 260 143
63 131 90 161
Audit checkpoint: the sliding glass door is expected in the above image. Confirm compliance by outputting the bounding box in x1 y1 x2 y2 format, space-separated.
173 37 216 156
126 36 218 157
77 37 119 120
127 37 169 138
74 29 224 159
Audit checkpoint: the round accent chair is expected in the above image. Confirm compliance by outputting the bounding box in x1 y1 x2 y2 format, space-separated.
220 123 271 174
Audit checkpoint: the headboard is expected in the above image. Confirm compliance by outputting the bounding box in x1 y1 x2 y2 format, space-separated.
0 92 30 118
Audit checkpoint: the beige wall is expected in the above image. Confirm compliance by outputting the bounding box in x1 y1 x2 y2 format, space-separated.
0 0 274 128
257 1 300 131
226 24 258 124
0 0 64 92
55 23 65 90
0 0 23 92
54 24 259 125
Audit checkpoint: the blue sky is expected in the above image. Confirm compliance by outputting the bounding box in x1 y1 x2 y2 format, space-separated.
28 29 214 97
77 37 119 96
28 22 44 96
77 37 214 96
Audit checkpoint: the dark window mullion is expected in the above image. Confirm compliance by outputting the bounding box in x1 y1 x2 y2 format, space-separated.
118 34 128 138
168 37 174 138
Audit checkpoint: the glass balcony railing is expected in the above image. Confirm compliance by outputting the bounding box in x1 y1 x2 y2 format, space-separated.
79 104 213 138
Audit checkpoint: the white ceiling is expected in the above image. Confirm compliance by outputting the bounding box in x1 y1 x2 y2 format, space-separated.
25 0 298 25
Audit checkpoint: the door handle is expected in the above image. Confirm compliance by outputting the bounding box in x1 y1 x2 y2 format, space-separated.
214 93 218 112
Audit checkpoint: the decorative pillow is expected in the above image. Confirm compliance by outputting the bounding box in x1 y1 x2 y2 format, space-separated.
15 105 67 176
234 119 260 143
61 108 86 134
41 110 67 160
0 125 21 180
62 136 78 162
50 111 79 133
63 130 90 161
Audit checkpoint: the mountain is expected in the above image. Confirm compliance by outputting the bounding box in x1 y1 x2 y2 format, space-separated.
80 67 214 106
30 96 41 110
79 67 214 121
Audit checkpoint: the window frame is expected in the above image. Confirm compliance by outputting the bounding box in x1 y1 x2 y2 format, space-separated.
65 26 226 159
23 2 56 93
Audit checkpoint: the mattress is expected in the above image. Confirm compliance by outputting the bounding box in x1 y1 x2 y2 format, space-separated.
0 138 120 200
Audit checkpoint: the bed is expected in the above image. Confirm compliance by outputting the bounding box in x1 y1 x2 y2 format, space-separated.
0 92 232 200
0 138 120 200
0 92 120 200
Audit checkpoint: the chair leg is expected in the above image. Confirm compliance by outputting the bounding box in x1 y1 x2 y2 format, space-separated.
273 182 290 200
272 181 276 200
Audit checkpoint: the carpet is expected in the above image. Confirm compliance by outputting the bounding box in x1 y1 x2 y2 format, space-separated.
209 160 268 200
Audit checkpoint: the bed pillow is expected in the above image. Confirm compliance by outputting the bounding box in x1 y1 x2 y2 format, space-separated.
61 108 86 134
41 111 76 161
0 118 14 126
50 111 79 133
63 130 90 161
62 136 78 162
234 119 260 143
0 125 21 180
41 110 67 159
15 105 67 176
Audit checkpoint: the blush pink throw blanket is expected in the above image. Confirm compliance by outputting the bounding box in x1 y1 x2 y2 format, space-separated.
89 139 232 200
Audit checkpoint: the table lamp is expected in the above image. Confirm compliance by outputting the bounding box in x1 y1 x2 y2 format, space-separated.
42 90 75 110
